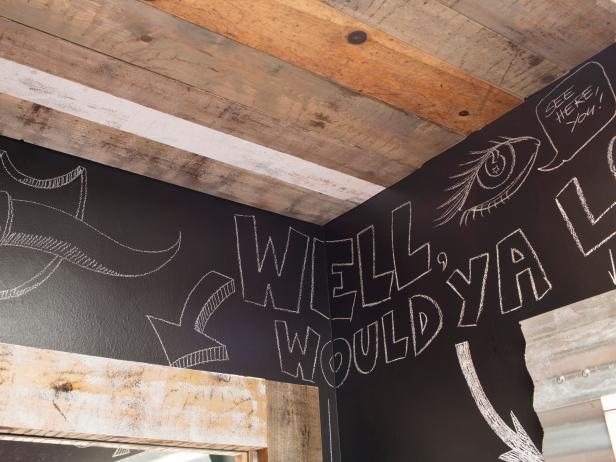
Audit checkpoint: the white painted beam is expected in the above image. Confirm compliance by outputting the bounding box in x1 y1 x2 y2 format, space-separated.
0 57 383 204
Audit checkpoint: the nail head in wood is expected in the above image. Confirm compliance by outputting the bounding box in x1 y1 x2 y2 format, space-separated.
347 30 367 45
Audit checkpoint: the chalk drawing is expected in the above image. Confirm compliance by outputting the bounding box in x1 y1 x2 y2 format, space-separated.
327 398 334 462
609 249 616 286
0 151 85 300
148 271 234 368
447 253 490 327
352 321 379 375
357 225 394 307
112 448 131 458
435 137 541 227
496 229 552 314
391 202 431 290
556 136 616 256
381 310 409 364
456 341 543 462
437 251 448 271
235 215 309 313
274 320 320 383
311 238 356 321
537 61 616 171
0 152 180 301
409 294 443 357
320 337 352 388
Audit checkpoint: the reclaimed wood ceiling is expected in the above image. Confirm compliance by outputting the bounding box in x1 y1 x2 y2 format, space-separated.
0 0 614 224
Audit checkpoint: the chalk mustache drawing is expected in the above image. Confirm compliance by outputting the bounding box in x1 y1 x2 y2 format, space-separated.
148 271 235 368
0 151 181 300
435 136 541 227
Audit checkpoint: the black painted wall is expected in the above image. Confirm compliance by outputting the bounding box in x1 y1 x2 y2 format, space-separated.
0 135 340 462
2 43 616 462
325 44 616 461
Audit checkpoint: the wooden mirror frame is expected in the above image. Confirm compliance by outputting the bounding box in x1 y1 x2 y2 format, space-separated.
0 342 323 462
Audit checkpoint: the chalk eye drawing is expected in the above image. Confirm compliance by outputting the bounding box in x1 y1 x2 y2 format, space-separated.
148 271 234 368
536 61 616 172
0 152 180 301
435 136 541 227
456 341 543 462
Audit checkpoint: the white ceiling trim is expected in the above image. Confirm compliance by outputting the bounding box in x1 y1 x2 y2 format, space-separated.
0 57 384 204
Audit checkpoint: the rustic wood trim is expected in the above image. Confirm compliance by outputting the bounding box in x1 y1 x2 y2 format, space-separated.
0 93 356 225
0 342 267 451
0 0 463 177
266 381 323 462
0 434 243 457
138 0 521 134
0 342 323 461
256 448 269 462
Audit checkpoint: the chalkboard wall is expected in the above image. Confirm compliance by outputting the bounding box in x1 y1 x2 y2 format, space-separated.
2 43 616 462
324 44 616 460
0 135 340 462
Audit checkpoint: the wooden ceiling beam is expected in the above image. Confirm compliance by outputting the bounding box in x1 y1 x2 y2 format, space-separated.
0 93 356 224
0 55 383 203
439 0 616 69
322 0 566 97
0 0 462 179
0 17 391 192
137 0 521 134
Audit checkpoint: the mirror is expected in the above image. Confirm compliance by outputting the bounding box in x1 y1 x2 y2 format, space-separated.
521 289 616 461
0 436 243 462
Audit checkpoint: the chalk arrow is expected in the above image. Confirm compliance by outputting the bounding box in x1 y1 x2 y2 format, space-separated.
148 271 235 368
456 341 543 462
609 249 616 286
112 448 131 458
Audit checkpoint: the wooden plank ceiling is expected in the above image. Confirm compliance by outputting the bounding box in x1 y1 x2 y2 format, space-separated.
0 0 614 224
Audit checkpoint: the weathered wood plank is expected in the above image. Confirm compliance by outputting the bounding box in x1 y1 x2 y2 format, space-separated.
322 0 565 97
521 289 616 412
137 0 520 134
0 342 268 451
440 0 616 69
0 56 384 204
266 381 322 462
521 291 616 460
0 93 356 224
0 17 403 188
0 0 462 172
0 434 243 457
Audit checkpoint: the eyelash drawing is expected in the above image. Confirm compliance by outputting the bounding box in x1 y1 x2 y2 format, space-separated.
435 136 541 227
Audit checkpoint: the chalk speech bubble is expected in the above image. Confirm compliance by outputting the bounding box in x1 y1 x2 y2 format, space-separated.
536 61 616 172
